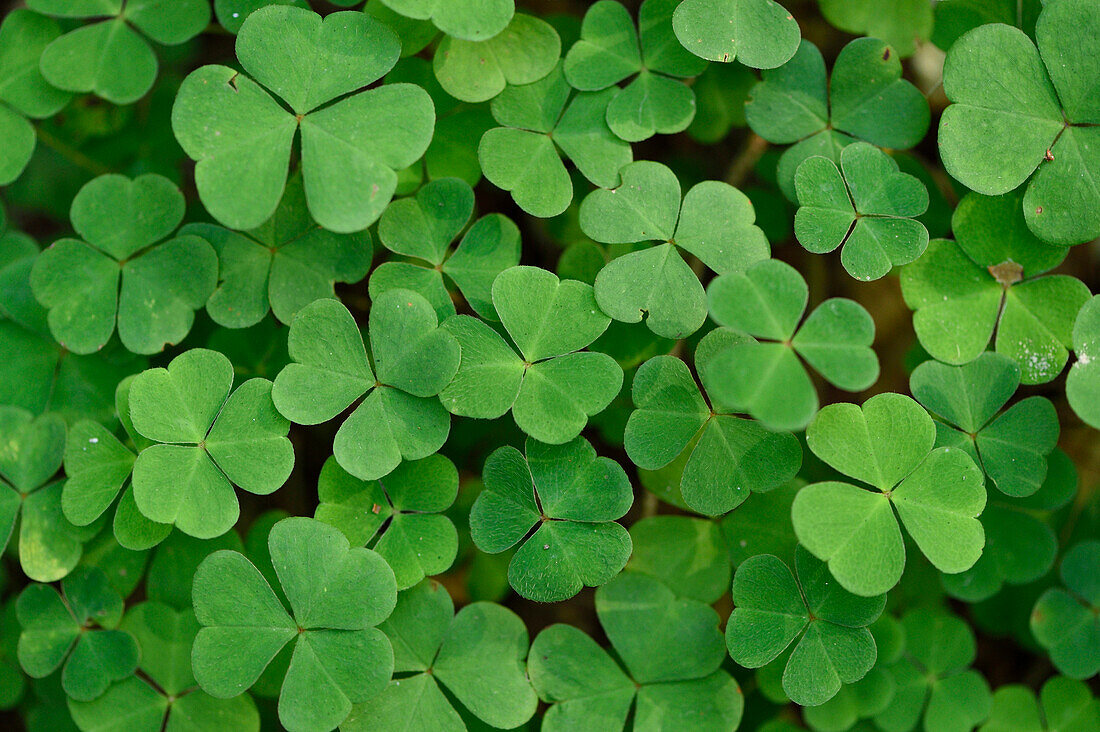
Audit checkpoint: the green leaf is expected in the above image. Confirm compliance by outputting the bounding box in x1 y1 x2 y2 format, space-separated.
186 174 372 329
795 393 986 596
980 676 1100 732
61 421 135 527
563 0 705 143
795 143 929 281
129 349 293 538
493 265 610 362
939 1 1100 244
470 437 633 601
271 298 373 425
911 353 1060 497
707 259 878 430
173 6 434 232
478 64 631 216
727 548 883 707
820 0 932 57
119 601 198 696
1068 295 1100 429
528 623 635 729
671 0 801 68
596 571 726 684
901 238 1090 384
273 293 457 481
627 516 730 603
347 580 538 730
1031 540 1100 680
747 38 929 198
315 454 459 589
943 449 1076 602
17 568 139 702
39 21 156 105
30 174 217 355
582 161 770 338
0 9 71 184
434 13 560 103
192 517 397 732
383 0 514 41
625 352 801 515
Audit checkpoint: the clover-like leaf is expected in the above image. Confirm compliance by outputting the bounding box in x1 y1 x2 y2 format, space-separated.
0 263 146 426
939 0 1100 245
28 0 209 104
875 608 992 732
942 449 1076 603
0 9 71 184
315 454 458 589
624 340 801 515
440 267 621 444
820 0 932 57
901 233 1088 385
192 516 398 732
0 406 99 583
184 173 372 329
795 142 930 281
792 393 986 596
980 676 1100 732
726 547 883 706
16 567 138 703
434 13 560 103
382 0 514 41
627 515 731 603
370 177 520 319
172 6 434 232
129 348 294 539
30 174 217 355
470 437 633 602
581 161 770 339
564 0 707 142
932 0 1042 51
61 420 135 529
1067 295 1100 430
911 352 1059 497
529 571 741 730
671 0 800 68
344 579 538 731
272 291 458 481
706 258 879 430
1031 540 1100 680
746 38 930 198
68 674 260 732
478 63 632 217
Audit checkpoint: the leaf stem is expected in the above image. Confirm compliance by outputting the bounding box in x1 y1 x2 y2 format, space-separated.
35 127 113 177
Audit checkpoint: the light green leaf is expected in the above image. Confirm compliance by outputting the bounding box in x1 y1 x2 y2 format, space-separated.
671 0 801 68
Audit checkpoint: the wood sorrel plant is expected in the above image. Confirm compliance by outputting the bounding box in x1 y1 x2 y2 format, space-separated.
0 0 1097 730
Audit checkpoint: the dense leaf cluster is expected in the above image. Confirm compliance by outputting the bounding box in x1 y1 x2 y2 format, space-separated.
0 1 1097 731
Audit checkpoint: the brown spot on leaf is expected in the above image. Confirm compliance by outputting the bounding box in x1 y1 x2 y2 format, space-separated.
1036 206 1044 215
988 261 1024 287
882 48 891 61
